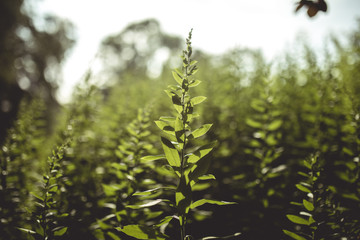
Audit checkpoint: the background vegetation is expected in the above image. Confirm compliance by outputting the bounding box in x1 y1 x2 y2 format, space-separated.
1 1 360 239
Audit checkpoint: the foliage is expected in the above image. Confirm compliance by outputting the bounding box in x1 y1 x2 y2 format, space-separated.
1 19 360 240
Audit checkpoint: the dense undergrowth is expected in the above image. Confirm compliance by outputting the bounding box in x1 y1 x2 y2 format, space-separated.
1 22 360 239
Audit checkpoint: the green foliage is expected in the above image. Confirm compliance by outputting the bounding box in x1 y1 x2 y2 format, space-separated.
0 99 48 239
2 19 360 240
20 141 70 240
117 30 236 240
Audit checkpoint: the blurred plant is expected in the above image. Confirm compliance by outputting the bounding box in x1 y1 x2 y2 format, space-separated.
0 98 47 239
283 155 336 240
93 107 162 240
18 140 71 240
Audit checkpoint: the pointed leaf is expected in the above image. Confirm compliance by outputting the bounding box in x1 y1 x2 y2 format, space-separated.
296 184 311 193
126 199 164 209
283 230 307 240
155 120 175 136
303 199 314 211
267 119 283 131
107 232 121 240
116 225 149 239
54 227 68 236
161 137 181 167
190 199 236 209
246 118 262 129
198 174 216 181
140 155 165 162
187 141 216 163
189 124 212 139
155 216 176 227
30 192 44 202
172 71 183 85
17 227 36 235
175 117 185 144
133 187 175 196
189 79 201 88
286 215 309 225
191 96 207 105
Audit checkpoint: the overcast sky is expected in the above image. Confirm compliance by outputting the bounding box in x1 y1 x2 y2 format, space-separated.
36 0 360 103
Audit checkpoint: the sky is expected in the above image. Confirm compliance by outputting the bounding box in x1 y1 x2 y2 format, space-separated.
36 0 360 103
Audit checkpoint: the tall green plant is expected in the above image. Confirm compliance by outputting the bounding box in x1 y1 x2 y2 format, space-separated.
116 30 237 240
19 140 71 240
283 155 335 240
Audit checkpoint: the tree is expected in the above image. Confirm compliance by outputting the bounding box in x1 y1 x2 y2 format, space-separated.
0 0 75 143
99 19 183 81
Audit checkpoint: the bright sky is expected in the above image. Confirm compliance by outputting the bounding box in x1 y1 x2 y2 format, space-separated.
37 0 360 103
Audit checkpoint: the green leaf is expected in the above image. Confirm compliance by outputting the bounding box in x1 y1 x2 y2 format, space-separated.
108 232 121 240
161 137 181 167
198 174 216 181
30 192 44 202
201 232 242 240
250 99 266 112
189 124 212 139
155 120 175 136
189 79 201 88
286 215 309 225
303 199 314 211
140 155 165 162
283 230 306 240
191 96 207 105
176 176 192 215
116 225 149 239
133 187 175 196
54 227 68 236
295 184 311 193
155 215 175 227
17 227 36 235
126 199 164 209
267 119 283 131
190 199 236 209
187 141 216 163
171 95 183 114
102 184 118 197
175 117 185 144
245 118 262 129
172 71 183 85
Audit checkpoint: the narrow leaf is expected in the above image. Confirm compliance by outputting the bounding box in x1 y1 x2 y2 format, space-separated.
286 214 309 225
283 230 307 240
245 118 262 129
17 227 36 235
30 192 44 202
126 199 163 209
190 199 236 209
133 187 175 196
295 184 311 193
140 155 165 162
54 227 68 236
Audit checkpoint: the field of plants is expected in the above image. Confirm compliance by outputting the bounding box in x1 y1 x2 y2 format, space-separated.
1 19 360 240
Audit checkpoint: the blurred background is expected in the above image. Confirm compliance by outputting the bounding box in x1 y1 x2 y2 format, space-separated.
1 0 359 139
1 0 360 239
